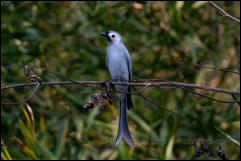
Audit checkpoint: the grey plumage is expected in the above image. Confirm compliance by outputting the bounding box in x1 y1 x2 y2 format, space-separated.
100 31 134 146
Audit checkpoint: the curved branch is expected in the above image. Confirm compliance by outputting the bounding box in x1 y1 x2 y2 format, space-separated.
2 83 40 105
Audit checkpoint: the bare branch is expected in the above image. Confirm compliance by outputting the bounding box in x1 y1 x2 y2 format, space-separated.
164 82 239 104
1 83 40 105
2 66 239 105
209 1 240 23
135 78 240 103
1 80 240 95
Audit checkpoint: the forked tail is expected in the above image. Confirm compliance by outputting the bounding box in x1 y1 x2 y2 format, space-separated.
115 95 134 146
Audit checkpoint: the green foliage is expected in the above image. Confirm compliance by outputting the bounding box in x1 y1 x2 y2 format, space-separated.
1 1 240 160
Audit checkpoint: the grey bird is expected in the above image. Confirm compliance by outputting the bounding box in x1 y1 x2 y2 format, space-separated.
100 31 134 146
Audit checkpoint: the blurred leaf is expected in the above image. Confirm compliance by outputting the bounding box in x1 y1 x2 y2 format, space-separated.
55 119 69 158
1 146 12 160
86 107 98 129
36 141 58 160
18 119 39 158
21 107 32 131
40 114 46 133
100 149 114 160
192 1 207 9
165 135 175 160
73 116 84 139
129 111 156 137
21 146 39 160
176 1 184 10
1 151 8 160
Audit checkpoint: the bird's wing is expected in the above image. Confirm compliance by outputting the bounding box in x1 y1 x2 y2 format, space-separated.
123 47 132 81
105 53 109 68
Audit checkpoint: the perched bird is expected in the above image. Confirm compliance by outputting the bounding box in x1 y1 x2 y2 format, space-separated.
100 31 134 146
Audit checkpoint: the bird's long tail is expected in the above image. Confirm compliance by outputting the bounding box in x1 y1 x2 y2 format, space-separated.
115 95 134 146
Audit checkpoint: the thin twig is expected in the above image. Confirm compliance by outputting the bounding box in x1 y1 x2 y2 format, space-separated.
209 1 240 23
1 83 40 105
189 63 240 75
231 94 240 106
169 54 240 75
37 66 101 89
143 78 240 103
138 79 239 103
165 83 239 104
132 86 192 125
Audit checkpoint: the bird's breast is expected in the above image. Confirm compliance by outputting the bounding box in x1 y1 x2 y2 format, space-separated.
107 51 129 80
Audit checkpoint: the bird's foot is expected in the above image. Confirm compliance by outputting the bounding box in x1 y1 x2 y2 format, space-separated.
121 80 129 86
108 79 119 85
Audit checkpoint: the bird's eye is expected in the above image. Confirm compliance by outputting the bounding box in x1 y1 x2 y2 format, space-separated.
111 35 115 38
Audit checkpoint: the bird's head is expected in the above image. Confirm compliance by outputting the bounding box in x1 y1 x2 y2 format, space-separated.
100 30 123 44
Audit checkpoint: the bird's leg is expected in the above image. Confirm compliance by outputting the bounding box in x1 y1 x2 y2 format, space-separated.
108 79 119 85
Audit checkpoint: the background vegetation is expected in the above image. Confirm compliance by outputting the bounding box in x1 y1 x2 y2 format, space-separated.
1 1 240 160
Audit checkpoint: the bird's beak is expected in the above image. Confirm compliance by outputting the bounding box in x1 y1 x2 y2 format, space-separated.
100 32 108 37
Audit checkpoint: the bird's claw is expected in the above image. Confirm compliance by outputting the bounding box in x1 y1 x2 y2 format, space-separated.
108 79 118 85
121 80 129 86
